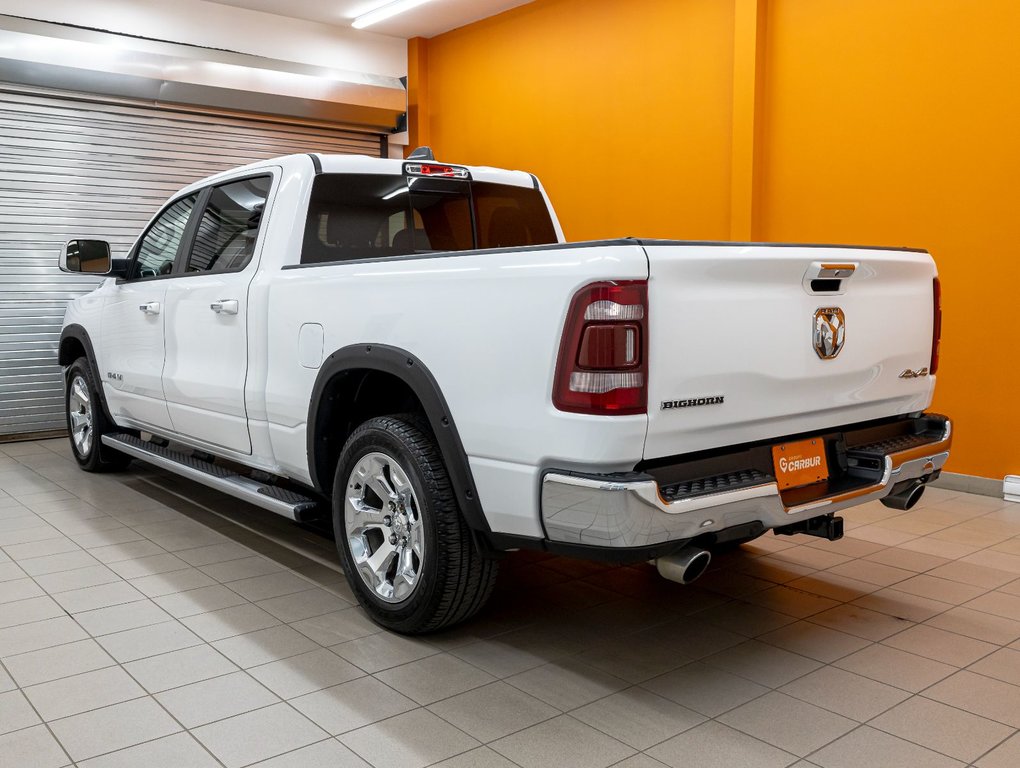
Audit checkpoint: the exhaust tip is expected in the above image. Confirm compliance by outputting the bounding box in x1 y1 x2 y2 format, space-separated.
656 547 712 585
683 551 711 583
904 483 926 510
880 480 927 510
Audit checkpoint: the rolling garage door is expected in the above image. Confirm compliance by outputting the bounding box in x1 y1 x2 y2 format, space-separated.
0 84 386 437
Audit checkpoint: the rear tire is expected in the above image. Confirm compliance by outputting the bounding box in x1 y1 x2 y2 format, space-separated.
65 358 131 472
332 415 497 634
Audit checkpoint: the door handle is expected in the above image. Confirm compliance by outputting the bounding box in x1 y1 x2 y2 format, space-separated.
138 302 161 315
210 299 239 315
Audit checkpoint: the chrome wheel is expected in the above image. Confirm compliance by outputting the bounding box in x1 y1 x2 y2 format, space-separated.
344 452 425 603
68 374 94 457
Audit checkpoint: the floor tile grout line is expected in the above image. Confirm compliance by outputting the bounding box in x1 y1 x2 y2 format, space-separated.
488 712 635 766
622 610 985 745
251 588 358 625
332 699 489 768
420 681 561 741
236 735 354 768
9 554 110 580
114 518 320 595
699 707 803 763
59 704 230 768
863 597 1018 660
0 655 77 768
87 645 232 767
909 687 1020 733
827 646 958 696
276 646 545 754
1 500 283 761
428 742 530 768
30 689 154 726
966 728 1019 767
909 654 1020 724
960 654 1020 683
763 670 914 725
214 577 330 607
797 721 896 766
15 566 358 701
862 702 1019 765
741 593 1013 697
563 690 706 755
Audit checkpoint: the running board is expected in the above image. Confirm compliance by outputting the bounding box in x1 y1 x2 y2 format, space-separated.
102 433 317 522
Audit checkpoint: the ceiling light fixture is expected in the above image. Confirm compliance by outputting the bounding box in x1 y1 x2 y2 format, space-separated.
352 0 437 30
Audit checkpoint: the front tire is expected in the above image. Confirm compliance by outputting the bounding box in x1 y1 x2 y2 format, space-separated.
65 358 130 472
333 415 497 634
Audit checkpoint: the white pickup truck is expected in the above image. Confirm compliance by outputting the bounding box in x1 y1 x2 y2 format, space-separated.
58 150 952 633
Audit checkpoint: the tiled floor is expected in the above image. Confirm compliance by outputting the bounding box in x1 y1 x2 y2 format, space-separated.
1 438 1019 767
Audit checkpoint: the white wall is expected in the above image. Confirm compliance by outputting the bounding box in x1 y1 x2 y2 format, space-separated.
0 0 406 76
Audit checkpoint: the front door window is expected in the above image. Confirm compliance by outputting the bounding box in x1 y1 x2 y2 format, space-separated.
132 194 198 279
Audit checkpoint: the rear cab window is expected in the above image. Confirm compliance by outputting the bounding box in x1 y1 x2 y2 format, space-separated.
301 171 557 265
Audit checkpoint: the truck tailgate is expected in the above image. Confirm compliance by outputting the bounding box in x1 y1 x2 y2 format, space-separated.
642 242 937 461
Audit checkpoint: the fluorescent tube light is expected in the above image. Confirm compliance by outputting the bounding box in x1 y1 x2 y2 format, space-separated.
352 0 437 29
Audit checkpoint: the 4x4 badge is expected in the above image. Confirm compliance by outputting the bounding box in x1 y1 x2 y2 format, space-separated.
813 307 845 359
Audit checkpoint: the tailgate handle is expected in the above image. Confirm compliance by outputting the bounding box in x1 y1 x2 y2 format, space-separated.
815 263 857 279
805 262 858 294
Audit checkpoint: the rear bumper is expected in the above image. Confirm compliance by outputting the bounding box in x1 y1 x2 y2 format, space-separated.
540 414 952 548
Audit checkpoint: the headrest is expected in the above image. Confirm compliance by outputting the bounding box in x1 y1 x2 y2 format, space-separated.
325 208 379 247
392 228 413 252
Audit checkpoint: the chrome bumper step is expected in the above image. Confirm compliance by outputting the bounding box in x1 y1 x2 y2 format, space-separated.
102 433 317 522
660 468 773 502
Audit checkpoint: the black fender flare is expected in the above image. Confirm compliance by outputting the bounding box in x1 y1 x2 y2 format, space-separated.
58 324 117 425
306 344 490 534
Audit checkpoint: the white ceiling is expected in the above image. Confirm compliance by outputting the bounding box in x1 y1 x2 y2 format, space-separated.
205 0 534 39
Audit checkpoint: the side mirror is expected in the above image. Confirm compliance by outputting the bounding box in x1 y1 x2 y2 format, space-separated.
60 240 112 274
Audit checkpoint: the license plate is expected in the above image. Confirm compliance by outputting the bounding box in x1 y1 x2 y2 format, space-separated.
772 437 829 490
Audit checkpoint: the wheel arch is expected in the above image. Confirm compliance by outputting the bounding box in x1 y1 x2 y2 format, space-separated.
307 344 491 534
59 324 117 425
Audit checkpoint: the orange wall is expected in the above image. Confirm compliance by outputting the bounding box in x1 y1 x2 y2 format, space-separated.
412 0 1020 480
757 1 1020 479
417 0 736 241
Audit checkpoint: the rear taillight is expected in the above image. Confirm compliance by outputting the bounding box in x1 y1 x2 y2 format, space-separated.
553 281 648 415
931 276 942 374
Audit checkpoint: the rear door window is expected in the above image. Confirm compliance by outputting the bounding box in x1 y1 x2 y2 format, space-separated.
185 176 271 273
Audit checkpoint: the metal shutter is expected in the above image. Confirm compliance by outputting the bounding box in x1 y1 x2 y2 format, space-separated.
0 84 385 438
